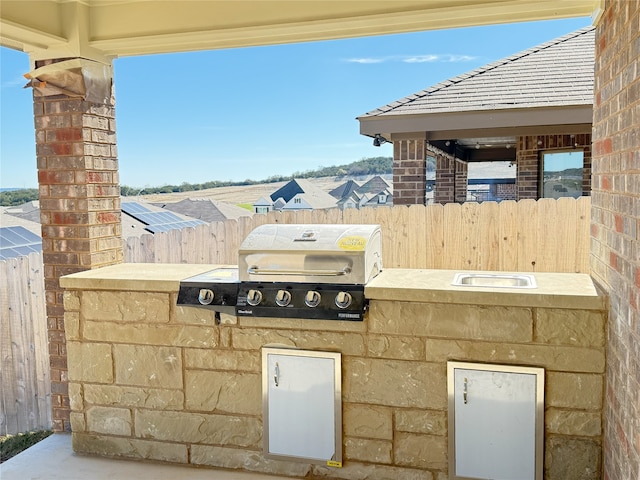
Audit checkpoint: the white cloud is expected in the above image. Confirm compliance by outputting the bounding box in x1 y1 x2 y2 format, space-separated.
346 54 476 64
403 55 440 63
346 57 385 64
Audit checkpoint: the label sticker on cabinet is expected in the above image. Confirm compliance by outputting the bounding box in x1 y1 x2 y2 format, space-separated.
338 236 366 251
326 460 342 468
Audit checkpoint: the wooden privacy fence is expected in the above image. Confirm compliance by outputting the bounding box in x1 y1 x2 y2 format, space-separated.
0 252 51 435
125 197 591 273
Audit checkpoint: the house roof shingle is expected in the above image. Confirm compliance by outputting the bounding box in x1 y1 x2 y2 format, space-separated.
360 26 595 119
156 198 253 223
269 179 338 210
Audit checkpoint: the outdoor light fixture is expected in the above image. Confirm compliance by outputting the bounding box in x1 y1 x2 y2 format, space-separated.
445 140 451 147
475 142 480 149
373 134 390 147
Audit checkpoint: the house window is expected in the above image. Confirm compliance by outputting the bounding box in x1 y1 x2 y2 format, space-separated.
294 198 301 204
256 206 269 214
540 150 584 199
378 194 387 204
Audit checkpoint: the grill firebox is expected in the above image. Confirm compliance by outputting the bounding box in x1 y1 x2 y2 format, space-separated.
177 224 382 321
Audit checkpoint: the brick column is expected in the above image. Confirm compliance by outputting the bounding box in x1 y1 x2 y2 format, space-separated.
434 151 455 204
34 59 123 431
454 160 468 203
393 139 426 205
591 2 640 479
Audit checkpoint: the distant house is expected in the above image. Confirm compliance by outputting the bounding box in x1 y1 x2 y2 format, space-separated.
254 178 338 212
253 197 273 214
330 175 393 209
253 176 394 213
154 198 253 223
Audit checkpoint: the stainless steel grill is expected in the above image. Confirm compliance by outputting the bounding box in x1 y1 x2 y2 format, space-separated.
177 224 382 321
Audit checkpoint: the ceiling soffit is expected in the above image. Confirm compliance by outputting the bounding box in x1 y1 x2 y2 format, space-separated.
0 0 602 64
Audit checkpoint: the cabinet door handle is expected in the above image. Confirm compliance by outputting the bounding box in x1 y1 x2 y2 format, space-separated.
274 362 280 387
463 377 468 404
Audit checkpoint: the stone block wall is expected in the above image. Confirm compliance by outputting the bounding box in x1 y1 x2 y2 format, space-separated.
64 282 606 479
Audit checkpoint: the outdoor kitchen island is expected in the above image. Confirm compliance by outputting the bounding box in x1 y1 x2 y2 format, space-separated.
61 263 606 480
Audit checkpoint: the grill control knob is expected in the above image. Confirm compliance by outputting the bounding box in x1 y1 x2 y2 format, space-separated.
335 291 353 309
275 289 292 307
198 289 215 305
246 289 263 306
304 290 321 308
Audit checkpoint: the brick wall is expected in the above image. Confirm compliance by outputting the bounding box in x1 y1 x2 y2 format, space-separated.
516 133 592 200
393 139 427 205
33 65 123 431
591 2 640 479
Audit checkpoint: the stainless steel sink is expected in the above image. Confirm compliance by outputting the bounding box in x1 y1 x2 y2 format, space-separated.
452 273 537 288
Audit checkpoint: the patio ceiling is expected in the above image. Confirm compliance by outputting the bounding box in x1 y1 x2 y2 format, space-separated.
1 1 603 64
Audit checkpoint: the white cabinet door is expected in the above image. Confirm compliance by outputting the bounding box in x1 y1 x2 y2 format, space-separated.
263 348 341 465
448 362 544 480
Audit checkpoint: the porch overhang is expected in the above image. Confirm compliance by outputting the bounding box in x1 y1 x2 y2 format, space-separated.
359 104 593 161
1 0 603 65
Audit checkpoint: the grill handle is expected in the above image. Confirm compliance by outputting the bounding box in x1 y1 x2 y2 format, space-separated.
247 265 352 277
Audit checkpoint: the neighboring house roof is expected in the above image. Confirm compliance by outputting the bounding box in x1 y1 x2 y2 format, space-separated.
154 198 253 223
254 196 273 207
3 200 41 224
281 194 314 211
0 206 42 236
330 179 359 199
273 197 287 210
269 179 338 210
357 176 393 195
361 26 594 119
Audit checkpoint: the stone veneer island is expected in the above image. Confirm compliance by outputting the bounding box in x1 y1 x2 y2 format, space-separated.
61 264 607 479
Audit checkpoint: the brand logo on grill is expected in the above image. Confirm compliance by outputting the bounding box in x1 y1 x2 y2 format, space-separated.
338 312 361 319
237 309 253 315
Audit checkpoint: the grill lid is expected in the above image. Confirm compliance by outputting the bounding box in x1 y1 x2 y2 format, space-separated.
238 224 382 284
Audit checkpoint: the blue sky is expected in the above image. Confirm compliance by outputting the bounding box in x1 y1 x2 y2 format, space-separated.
1 16 591 189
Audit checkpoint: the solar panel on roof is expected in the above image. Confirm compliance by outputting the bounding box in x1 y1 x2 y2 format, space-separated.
121 201 205 234
0 226 42 260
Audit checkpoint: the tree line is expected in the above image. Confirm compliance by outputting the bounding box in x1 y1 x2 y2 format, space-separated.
1 156 393 206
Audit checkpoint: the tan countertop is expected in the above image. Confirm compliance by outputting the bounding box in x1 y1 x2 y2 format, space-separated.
59 263 222 292
365 269 606 310
60 263 606 311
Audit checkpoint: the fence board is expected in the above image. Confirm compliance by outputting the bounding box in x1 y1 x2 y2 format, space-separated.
556 197 577 273
517 200 538 271
575 197 591 273
536 199 559 272
425 203 444 269
0 258 18 434
478 201 500 271
499 200 519 270
0 253 51 435
407 205 427 269
461 202 480 269
443 203 464 270
28 253 50 429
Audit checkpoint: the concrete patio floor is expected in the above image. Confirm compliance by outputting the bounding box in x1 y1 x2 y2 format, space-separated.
0 434 297 480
